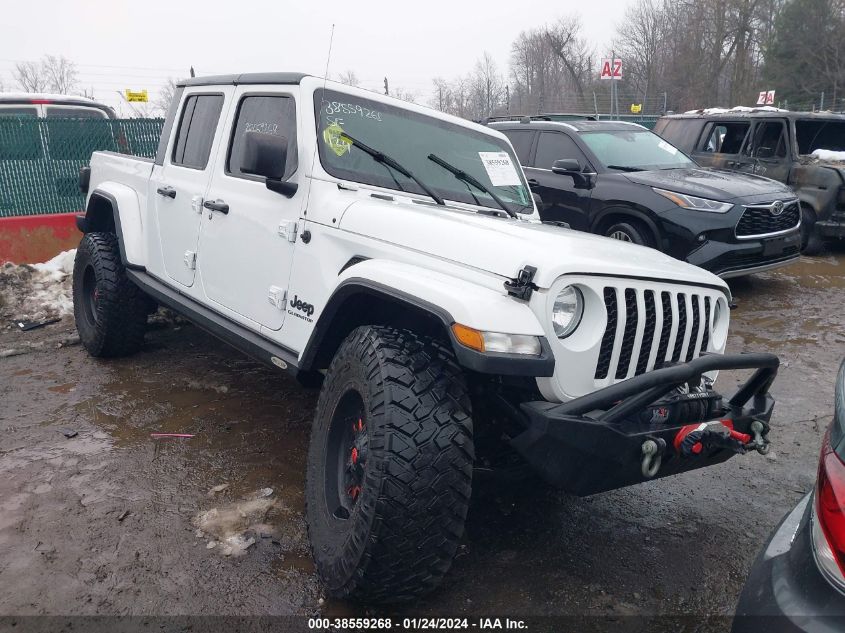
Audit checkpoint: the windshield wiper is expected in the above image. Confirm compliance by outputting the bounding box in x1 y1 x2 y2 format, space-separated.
606 165 645 172
338 132 445 205
427 153 518 218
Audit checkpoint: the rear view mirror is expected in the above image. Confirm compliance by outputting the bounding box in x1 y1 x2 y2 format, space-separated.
241 131 298 197
552 159 582 174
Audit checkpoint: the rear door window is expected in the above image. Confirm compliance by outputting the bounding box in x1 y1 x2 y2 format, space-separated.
172 94 224 169
744 120 788 159
698 122 749 154
44 106 108 119
534 131 589 169
500 129 535 165
227 95 297 179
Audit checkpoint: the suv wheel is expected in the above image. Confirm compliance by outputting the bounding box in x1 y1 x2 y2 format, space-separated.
72 232 147 357
800 205 823 255
306 325 473 602
605 220 653 247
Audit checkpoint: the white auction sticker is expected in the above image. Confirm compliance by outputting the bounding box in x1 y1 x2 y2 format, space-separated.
478 151 521 187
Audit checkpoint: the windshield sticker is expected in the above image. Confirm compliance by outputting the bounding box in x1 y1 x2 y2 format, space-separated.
322 100 383 121
478 152 521 187
322 121 351 157
658 140 678 155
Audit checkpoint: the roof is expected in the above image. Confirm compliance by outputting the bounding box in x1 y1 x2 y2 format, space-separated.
663 108 845 121
177 72 312 88
0 92 106 106
489 119 647 133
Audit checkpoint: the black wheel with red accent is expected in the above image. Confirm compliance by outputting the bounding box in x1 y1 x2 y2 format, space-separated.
305 325 474 603
72 232 147 357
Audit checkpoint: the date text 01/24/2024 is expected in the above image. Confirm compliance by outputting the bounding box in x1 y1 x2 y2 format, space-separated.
307 618 528 630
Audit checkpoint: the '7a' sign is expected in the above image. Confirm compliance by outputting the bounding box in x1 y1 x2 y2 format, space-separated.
600 58 623 80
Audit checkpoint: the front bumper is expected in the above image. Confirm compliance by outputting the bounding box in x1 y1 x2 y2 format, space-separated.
732 493 845 632
512 352 778 496
816 219 845 239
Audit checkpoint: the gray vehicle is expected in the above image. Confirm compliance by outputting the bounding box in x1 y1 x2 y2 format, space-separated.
654 109 845 254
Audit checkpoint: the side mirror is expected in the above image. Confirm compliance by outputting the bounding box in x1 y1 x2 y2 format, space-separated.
552 158 582 175
241 131 298 198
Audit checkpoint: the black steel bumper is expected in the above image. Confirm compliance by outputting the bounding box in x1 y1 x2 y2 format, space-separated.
513 352 779 496
732 493 845 632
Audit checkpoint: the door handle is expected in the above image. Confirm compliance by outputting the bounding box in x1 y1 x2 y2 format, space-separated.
527 178 539 187
203 199 229 214
156 186 176 199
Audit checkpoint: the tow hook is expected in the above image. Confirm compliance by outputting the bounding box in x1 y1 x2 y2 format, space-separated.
749 419 771 455
641 438 665 478
673 420 769 457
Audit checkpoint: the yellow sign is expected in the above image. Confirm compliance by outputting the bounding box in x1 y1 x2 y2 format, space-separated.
125 89 148 103
322 122 350 157
630 103 642 114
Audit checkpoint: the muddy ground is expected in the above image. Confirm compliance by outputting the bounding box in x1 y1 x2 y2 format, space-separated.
1 248 843 629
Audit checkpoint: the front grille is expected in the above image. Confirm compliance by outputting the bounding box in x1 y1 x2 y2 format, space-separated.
594 287 714 381
736 200 800 238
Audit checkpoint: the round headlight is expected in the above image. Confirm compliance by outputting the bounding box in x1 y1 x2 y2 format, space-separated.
552 285 584 338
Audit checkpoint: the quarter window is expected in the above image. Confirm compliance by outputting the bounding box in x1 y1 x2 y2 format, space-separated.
501 129 534 165
172 94 224 169
227 95 297 179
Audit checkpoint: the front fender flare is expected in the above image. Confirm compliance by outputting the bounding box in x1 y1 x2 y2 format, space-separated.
299 260 554 377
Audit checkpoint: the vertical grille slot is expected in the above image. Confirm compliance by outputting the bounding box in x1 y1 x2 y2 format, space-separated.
615 289 639 379
685 294 701 362
672 293 687 362
595 287 617 379
654 291 673 370
701 297 711 352
636 290 656 375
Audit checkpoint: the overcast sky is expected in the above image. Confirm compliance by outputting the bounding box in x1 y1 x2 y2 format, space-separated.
1 0 634 114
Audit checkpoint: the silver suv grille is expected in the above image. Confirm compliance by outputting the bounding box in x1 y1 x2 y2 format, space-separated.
736 199 800 239
595 287 713 380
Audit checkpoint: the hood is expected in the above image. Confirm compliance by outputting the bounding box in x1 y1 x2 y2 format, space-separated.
338 199 727 291
624 167 792 201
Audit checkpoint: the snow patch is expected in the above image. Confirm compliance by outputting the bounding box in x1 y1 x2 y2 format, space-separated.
811 149 845 161
0 249 76 321
684 105 789 114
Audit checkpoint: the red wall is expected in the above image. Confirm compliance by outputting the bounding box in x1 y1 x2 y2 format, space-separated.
0 213 80 264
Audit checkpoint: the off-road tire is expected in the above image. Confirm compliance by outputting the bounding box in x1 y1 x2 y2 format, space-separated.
605 220 653 247
305 325 474 603
800 205 823 255
73 232 147 357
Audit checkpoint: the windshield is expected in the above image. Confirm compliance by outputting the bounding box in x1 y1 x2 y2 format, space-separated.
314 90 532 213
580 129 696 171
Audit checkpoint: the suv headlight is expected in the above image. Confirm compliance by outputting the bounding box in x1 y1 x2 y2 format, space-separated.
552 285 584 338
653 188 733 213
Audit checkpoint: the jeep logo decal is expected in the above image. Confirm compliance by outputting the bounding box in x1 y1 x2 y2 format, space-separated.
770 200 784 216
289 295 315 317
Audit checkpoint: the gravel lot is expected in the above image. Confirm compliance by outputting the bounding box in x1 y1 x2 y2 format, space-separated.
1 248 843 629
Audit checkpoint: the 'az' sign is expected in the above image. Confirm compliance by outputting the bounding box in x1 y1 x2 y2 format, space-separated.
600 58 623 80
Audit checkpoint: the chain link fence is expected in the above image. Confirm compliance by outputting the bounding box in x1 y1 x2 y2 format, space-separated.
0 117 164 218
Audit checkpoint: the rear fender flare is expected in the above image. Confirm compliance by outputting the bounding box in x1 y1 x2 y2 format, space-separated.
78 185 144 269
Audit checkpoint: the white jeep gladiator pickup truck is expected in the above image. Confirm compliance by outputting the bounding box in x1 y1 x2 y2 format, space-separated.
73 72 779 602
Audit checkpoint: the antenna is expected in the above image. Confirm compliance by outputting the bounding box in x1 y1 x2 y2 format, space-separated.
304 23 336 213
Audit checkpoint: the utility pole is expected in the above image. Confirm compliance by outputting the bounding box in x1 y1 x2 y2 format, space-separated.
384 77 389 96
438 84 443 111
506 85 510 115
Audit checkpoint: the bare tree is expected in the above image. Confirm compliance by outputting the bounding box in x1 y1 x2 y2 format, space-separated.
154 78 180 117
392 87 418 104
336 70 361 87
13 61 49 92
42 55 78 94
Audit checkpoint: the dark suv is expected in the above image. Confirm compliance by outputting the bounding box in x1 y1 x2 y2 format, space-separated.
654 109 845 254
491 120 801 278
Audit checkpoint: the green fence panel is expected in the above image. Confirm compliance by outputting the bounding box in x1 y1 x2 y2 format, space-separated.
0 117 164 217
